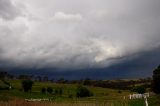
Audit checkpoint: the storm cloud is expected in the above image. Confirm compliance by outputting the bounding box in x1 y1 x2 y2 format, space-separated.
0 0 21 20
0 0 160 70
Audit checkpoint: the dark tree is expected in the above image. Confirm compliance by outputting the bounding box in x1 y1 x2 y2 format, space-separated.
41 87 46 93
131 86 146 94
47 87 53 94
55 87 63 95
152 65 160 94
76 85 93 97
22 80 34 92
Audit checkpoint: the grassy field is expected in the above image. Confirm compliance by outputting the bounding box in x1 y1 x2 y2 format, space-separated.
0 79 159 106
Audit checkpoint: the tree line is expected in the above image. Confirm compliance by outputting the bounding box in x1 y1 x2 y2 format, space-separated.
0 64 160 94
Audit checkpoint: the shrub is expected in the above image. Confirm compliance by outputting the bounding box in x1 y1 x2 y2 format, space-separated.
76 85 93 97
131 86 146 94
47 87 53 94
55 87 63 96
41 87 46 93
21 80 34 92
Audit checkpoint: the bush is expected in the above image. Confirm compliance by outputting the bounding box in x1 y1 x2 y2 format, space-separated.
76 85 93 97
47 87 53 94
41 87 46 93
21 80 34 92
55 87 63 96
131 86 146 94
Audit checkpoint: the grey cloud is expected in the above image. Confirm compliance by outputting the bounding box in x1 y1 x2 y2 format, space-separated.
0 0 160 69
0 0 21 20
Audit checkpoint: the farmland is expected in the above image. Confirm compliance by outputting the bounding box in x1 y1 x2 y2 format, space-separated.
0 79 159 106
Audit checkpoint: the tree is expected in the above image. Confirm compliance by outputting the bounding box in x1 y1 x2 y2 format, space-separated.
152 65 160 94
22 80 34 92
76 85 93 97
41 87 46 93
47 87 53 94
55 87 63 96
131 86 146 94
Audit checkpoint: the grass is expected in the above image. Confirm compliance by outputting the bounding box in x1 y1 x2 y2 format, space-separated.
0 79 160 106
128 99 145 106
7 79 130 100
148 94 160 106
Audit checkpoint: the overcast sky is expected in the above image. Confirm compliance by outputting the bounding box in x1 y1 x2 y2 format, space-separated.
0 0 160 72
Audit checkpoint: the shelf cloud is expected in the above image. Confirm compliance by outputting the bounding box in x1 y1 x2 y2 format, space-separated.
0 0 160 70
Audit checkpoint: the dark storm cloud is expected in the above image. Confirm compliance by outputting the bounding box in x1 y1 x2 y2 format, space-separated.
0 0 160 70
9 47 160 80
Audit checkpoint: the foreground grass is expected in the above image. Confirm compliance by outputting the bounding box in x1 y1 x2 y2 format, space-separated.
0 101 128 106
128 99 145 106
148 94 160 106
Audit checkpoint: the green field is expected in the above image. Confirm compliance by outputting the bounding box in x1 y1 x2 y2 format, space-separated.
0 79 159 106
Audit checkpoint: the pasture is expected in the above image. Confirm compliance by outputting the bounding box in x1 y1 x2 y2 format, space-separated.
0 79 159 106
